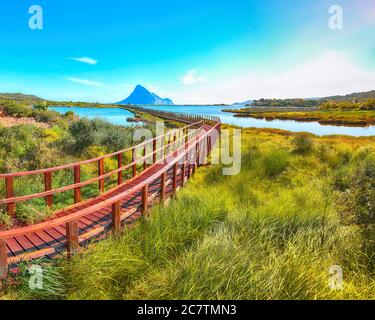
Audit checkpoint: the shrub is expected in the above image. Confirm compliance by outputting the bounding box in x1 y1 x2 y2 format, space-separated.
0 125 44 171
0 209 12 228
263 149 289 177
68 118 102 152
319 99 375 111
33 102 48 111
102 126 133 151
336 154 375 265
337 155 375 226
68 118 134 153
64 111 76 120
32 109 60 123
1 101 33 117
293 133 313 154
16 203 54 224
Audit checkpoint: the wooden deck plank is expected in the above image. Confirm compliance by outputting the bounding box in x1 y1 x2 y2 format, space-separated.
24 232 49 250
34 230 58 246
14 235 35 251
43 228 64 243
6 237 25 255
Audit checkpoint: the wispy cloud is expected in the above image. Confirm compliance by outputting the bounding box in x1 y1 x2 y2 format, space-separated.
171 51 375 104
180 69 205 85
69 57 98 65
66 77 103 87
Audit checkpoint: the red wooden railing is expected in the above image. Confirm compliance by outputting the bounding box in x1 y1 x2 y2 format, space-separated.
0 120 203 216
0 111 221 275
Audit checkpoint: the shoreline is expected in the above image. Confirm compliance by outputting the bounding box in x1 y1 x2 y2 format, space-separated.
223 109 375 127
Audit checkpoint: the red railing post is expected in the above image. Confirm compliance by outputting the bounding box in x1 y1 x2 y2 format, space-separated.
142 184 149 215
160 172 166 205
44 172 53 208
207 136 212 166
181 162 185 187
187 151 192 180
153 139 157 164
160 137 165 161
132 147 137 177
143 145 147 171
66 220 79 260
172 163 178 195
166 134 171 155
117 153 123 185
0 239 8 279
193 149 197 175
173 133 177 154
112 201 121 232
196 141 200 168
73 165 81 203
98 158 104 192
5 177 15 217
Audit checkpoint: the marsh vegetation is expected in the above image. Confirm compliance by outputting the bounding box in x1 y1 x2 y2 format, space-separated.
4 126 374 300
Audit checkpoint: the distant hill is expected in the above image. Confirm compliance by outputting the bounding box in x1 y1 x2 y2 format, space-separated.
325 90 375 101
232 100 253 106
117 85 174 105
246 90 375 108
0 93 43 101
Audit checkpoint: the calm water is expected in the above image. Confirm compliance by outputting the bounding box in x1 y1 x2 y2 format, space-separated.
51 105 375 137
50 107 143 126
142 105 375 137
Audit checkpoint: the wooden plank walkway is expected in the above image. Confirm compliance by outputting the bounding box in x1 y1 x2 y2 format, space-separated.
6 164 187 264
0 113 221 276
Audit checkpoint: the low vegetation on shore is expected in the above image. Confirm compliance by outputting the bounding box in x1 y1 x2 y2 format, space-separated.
231 110 375 126
225 95 375 126
4 126 374 300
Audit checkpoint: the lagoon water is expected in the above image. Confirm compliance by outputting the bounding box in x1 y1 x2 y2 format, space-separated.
142 105 375 137
51 105 375 137
50 107 142 126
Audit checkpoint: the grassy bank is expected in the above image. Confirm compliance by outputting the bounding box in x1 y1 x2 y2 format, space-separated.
226 110 375 126
4 126 374 300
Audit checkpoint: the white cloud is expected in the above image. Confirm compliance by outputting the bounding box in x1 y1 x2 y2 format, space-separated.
66 77 103 87
170 51 375 104
180 69 205 85
70 57 98 65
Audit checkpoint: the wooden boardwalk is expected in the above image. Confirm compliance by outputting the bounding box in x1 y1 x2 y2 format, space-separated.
0 113 220 275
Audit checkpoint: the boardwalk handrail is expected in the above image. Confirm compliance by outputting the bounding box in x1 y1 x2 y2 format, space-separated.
0 124 202 206
0 121 219 239
0 111 220 216
132 107 220 126
0 114 209 217
0 111 221 275
0 121 201 178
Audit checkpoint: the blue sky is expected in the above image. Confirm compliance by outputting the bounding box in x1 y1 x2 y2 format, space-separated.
1 0 374 103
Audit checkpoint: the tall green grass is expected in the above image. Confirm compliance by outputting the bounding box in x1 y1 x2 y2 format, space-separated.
5 128 375 300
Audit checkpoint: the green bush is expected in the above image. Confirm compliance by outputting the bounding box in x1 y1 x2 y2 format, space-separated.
33 102 48 111
335 154 375 266
16 203 54 224
67 118 134 153
0 125 45 172
0 208 12 228
337 155 375 225
1 101 33 117
32 109 60 123
293 133 313 154
262 149 289 177
319 99 375 111
64 111 75 119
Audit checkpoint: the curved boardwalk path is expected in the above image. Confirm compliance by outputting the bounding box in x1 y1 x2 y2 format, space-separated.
0 112 220 275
